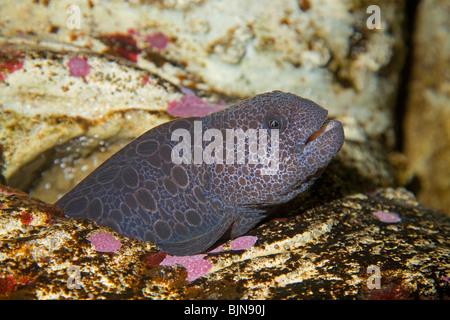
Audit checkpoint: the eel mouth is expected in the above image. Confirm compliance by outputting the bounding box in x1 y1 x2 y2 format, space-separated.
305 119 330 145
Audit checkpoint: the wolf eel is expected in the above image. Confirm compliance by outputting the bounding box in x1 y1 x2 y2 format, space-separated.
55 90 344 255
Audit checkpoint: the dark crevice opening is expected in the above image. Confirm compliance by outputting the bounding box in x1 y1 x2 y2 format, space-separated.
394 0 420 152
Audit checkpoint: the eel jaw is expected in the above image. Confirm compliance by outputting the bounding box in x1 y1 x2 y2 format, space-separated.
305 119 330 145
303 117 344 156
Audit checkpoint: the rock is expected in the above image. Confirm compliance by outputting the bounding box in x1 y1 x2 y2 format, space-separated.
0 0 407 146
0 43 182 199
1 178 449 299
0 184 156 299
404 0 450 215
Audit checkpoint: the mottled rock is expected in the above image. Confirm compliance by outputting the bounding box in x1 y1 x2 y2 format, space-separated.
0 0 407 145
0 43 182 200
1 179 448 299
0 185 156 299
404 0 450 215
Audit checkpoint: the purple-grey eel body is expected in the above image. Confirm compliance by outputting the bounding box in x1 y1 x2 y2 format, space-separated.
55 91 344 255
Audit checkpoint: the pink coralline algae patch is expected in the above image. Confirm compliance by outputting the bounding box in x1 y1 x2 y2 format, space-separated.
272 217 288 223
67 57 90 78
208 244 225 253
127 28 141 37
230 236 258 250
145 32 170 50
143 251 168 267
167 87 227 117
373 211 402 223
158 235 258 281
0 50 24 82
20 211 33 226
0 184 26 196
0 275 35 296
100 33 142 62
141 74 153 86
88 232 122 253
160 254 212 282
0 275 16 296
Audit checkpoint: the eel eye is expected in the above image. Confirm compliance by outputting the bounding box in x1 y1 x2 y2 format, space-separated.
267 119 280 129
265 114 284 131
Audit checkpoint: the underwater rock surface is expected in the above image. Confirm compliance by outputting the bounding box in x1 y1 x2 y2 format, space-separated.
0 44 182 196
1 182 449 299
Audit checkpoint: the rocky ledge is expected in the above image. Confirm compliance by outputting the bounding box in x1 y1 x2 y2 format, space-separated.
1 177 448 299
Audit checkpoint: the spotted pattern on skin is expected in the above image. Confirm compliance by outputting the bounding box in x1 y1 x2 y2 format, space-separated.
55 91 344 256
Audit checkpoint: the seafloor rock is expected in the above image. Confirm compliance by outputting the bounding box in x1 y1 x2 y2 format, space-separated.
404 0 450 215
1 178 449 299
0 43 182 197
0 0 406 145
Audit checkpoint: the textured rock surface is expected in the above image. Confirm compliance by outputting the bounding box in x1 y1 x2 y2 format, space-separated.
404 0 450 215
1 180 449 299
0 43 182 197
0 0 406 143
